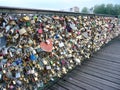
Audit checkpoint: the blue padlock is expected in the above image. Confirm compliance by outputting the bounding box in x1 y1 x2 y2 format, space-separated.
55 34 59 39
16 72 21 78
30 54 37 61
16 58 22 65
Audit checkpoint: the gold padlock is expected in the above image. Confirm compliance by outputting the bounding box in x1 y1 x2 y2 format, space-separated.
19 28 27 35
23 16 30 21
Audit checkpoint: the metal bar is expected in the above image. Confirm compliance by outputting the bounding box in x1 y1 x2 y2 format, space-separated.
0 6 115 17
0 6 118 17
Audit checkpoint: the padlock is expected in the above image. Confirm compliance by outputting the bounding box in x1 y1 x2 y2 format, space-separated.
0 54 3 60
23 16 30 21
15 58 22 65
59 41 64 48
62 67 67 74
0 32 3 37
19 28 27 35
28 38 33 45
26 27 32 32
70 23 77 30
9 20 16 25
30 54 37 61
40 39 53 52
31 19 35 24
38 28 43 34
74 58 81 65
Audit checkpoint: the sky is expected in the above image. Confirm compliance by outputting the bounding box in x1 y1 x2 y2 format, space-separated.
0 0 120 11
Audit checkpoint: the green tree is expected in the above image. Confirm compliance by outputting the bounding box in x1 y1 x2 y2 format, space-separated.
106 4 113 15
81 7 89 13
93 4 106 14
93 4 120 15
114 4 120 15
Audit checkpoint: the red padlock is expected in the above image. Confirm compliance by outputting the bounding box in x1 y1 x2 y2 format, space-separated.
38 29 43 34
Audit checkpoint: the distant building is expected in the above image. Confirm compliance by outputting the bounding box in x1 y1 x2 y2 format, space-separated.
89 7 94 14
70 6 79 12
73 6 79 12
70 8 73 12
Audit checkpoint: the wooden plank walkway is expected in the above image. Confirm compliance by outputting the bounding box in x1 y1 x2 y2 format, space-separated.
46 37 120 90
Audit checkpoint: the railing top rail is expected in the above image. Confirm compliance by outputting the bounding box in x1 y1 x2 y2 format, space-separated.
0 6 118 17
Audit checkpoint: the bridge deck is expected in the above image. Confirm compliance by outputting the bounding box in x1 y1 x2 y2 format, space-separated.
47 37 120 90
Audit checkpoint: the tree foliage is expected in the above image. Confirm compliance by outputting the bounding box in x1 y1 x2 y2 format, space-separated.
93 4 120 15
94 4 106 14
81 4 120 15
81 7 89 13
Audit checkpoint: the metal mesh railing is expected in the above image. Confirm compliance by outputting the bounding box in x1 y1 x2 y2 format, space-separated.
0 7 120 90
